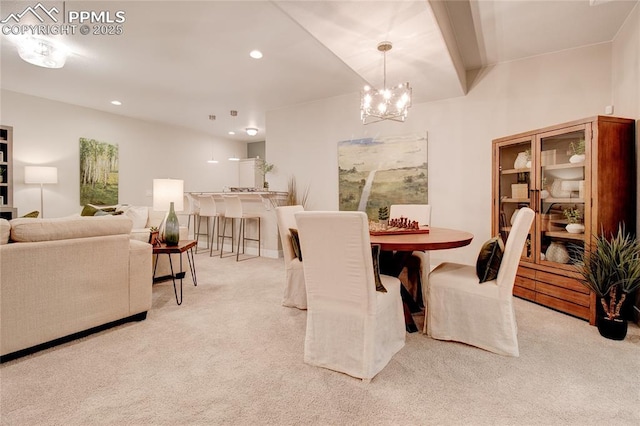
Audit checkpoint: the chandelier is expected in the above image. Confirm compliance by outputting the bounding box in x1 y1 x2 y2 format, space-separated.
360 41 412 125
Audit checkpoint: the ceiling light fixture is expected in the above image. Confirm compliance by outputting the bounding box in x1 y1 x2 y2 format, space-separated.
228 131 236 135
228 157 240 161
360 41 412 125
111 100 122 106
207 142 218 164
246 128 258 136
17 37 69 69
249 50 263 59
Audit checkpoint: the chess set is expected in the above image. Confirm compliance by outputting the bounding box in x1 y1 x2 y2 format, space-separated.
369 217 430 236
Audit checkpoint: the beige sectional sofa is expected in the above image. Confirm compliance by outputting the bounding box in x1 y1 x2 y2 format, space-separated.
83 205 189 278
0 215 152 361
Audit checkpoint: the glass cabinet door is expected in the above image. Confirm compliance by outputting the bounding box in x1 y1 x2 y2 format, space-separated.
496 137 533 262
537 125 588 268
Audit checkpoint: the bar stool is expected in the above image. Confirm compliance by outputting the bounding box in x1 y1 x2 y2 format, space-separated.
209 195 226 257
220 195 261 261
195 194 223 254
181 193 199 240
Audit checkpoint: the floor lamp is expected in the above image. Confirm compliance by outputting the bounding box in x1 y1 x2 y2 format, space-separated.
24 166 58 218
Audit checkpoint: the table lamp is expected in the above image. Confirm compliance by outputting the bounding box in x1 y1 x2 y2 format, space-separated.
153 178 184 246
24 166 58 218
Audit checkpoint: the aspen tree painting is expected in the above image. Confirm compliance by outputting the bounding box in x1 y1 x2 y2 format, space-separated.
338 133 427 220
79 138 119 205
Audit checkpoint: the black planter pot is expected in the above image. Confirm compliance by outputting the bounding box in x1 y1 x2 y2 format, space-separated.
597 316 628 340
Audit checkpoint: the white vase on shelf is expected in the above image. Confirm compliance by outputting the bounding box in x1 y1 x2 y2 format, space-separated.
545 242 570 264
514 152 529 169
566 223 585 234
569 154 586 164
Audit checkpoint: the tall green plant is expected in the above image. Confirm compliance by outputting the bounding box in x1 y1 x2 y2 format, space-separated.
574 225 640 320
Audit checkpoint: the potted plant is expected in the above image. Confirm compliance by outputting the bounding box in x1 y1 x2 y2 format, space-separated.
569 139 586 163
563 207 584 234
257 161 275 190
573 225 640 340
149 226 160 247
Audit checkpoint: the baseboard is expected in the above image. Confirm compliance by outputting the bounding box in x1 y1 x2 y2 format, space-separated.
1 311 148 363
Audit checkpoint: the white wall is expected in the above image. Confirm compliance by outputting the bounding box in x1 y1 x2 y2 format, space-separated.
0 90 246 218
611 2 639 232
266 43 614 265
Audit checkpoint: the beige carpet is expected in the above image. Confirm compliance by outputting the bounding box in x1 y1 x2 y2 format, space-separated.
1 253 639 425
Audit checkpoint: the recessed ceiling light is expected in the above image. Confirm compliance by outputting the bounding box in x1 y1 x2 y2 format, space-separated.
111 100 122 106
246 128 258 136
249 50 263 59
228 131 235 135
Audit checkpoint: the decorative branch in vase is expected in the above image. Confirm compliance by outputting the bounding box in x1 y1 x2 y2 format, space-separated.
257 161 275 190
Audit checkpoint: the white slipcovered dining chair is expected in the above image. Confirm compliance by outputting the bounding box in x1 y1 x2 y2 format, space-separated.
295 211 405 380
389 204 431 326
427 207 534 357
276 205 306 309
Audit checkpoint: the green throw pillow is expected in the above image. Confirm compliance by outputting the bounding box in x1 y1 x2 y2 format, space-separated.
81 205 99 216
289 228 302 261
94 209 123 216
21 210 40 218
476 235 505 283
371 244 387 293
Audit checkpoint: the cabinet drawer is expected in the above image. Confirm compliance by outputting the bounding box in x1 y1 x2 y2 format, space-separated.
515 275 535 290
536 293 590 321
514 286 536 301
536 282 591 307
517 265 536 279
536 270 589 294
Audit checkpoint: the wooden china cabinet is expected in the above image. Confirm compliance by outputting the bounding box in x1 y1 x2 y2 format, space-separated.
492 116 636 325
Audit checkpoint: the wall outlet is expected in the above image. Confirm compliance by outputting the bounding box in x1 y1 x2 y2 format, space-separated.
604 105 614 115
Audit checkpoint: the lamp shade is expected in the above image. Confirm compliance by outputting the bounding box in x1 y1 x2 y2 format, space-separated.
153 179 184 211
25 166 58 184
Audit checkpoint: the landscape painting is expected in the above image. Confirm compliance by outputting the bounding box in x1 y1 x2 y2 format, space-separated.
79 137 119 206
338 133 428 219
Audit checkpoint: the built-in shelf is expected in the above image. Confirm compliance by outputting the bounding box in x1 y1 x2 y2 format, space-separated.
543 162 584 170
501 167 531 175
542 197 584 204
544 231 585 241
501 198 530 203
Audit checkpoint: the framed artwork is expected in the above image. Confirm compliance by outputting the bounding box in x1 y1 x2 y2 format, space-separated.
338 132 427 219
79 137 119 206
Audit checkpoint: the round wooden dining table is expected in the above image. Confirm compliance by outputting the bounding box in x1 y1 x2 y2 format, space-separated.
369 227 474 252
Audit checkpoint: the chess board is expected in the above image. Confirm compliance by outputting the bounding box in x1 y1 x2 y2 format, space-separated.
369 226 430 236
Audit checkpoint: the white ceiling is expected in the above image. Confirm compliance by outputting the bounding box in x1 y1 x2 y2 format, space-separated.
0 1 637 143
